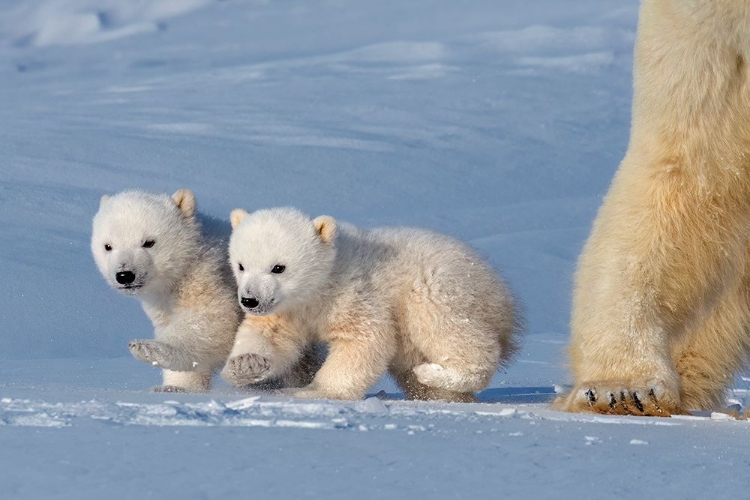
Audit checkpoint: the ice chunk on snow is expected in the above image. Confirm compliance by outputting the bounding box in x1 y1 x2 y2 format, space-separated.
359 397 388 414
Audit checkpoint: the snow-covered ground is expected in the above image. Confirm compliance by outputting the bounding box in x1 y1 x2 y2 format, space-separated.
1 0 749 498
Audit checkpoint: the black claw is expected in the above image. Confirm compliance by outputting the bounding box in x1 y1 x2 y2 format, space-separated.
619 391 630 412
608 392 617 408
647 388 665 414
632 391 645 412
585 389 597 404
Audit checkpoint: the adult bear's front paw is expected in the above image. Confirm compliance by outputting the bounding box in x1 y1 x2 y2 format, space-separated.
554 380 683 417
221 353 271 387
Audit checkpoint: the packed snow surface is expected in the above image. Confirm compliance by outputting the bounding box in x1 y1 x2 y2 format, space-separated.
1 0 749 498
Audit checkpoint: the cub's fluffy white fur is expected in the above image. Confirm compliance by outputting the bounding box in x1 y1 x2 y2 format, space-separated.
221 207 521 402
558 0 750 415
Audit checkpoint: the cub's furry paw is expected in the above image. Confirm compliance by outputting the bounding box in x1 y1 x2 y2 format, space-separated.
413 363 449 388
151 385 187 393
221 353 271 387
128 340 193 372
554 381 683 417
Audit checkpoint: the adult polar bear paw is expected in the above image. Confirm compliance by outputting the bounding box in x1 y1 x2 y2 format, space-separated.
556 381 683 417
128 340 195 372
221 353 271 387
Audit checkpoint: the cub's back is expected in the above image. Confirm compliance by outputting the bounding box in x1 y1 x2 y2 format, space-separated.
337 225 509 305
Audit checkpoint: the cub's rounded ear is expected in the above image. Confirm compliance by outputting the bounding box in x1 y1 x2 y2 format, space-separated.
99 194 111 209
313 215 336 244
172 189 196 217
230 208 249 229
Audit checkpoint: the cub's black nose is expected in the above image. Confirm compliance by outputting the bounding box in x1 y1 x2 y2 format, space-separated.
116 271 136 285
241 297 259 309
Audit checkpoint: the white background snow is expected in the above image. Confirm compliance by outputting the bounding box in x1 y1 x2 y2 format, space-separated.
1 0 749 498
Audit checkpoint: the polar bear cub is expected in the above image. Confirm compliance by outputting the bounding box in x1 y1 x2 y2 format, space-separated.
221 207 521 402
92 189 241 392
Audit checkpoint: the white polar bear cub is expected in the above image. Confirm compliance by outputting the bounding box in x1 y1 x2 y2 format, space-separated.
221 207 521 402
92 189 242 392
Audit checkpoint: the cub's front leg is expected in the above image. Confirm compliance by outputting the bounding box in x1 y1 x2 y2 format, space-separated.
221 315 308 388
129 339 214 392
285 319 396 400
128 339 197 372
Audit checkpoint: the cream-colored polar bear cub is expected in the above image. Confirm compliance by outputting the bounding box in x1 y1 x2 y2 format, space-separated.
92 189 318 392
92 189 238 392
221 207 521 402
558 0 750 416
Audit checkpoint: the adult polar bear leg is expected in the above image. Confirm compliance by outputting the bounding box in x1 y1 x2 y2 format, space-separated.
673 269 750 411
558 176 743 415
558 0 750 415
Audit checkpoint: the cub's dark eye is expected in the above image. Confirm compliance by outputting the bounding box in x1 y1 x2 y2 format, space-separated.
238 263 244 272
142 240 155 248
271 264 285 274
104 244 112 252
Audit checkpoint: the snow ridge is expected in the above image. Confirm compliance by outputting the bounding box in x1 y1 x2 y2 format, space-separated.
0 0 212 47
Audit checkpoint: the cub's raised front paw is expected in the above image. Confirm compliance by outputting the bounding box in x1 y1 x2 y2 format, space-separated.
221 353 271 387
129 340 171 367
151 385 187 393
128 340 194 372
555 380 683 417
